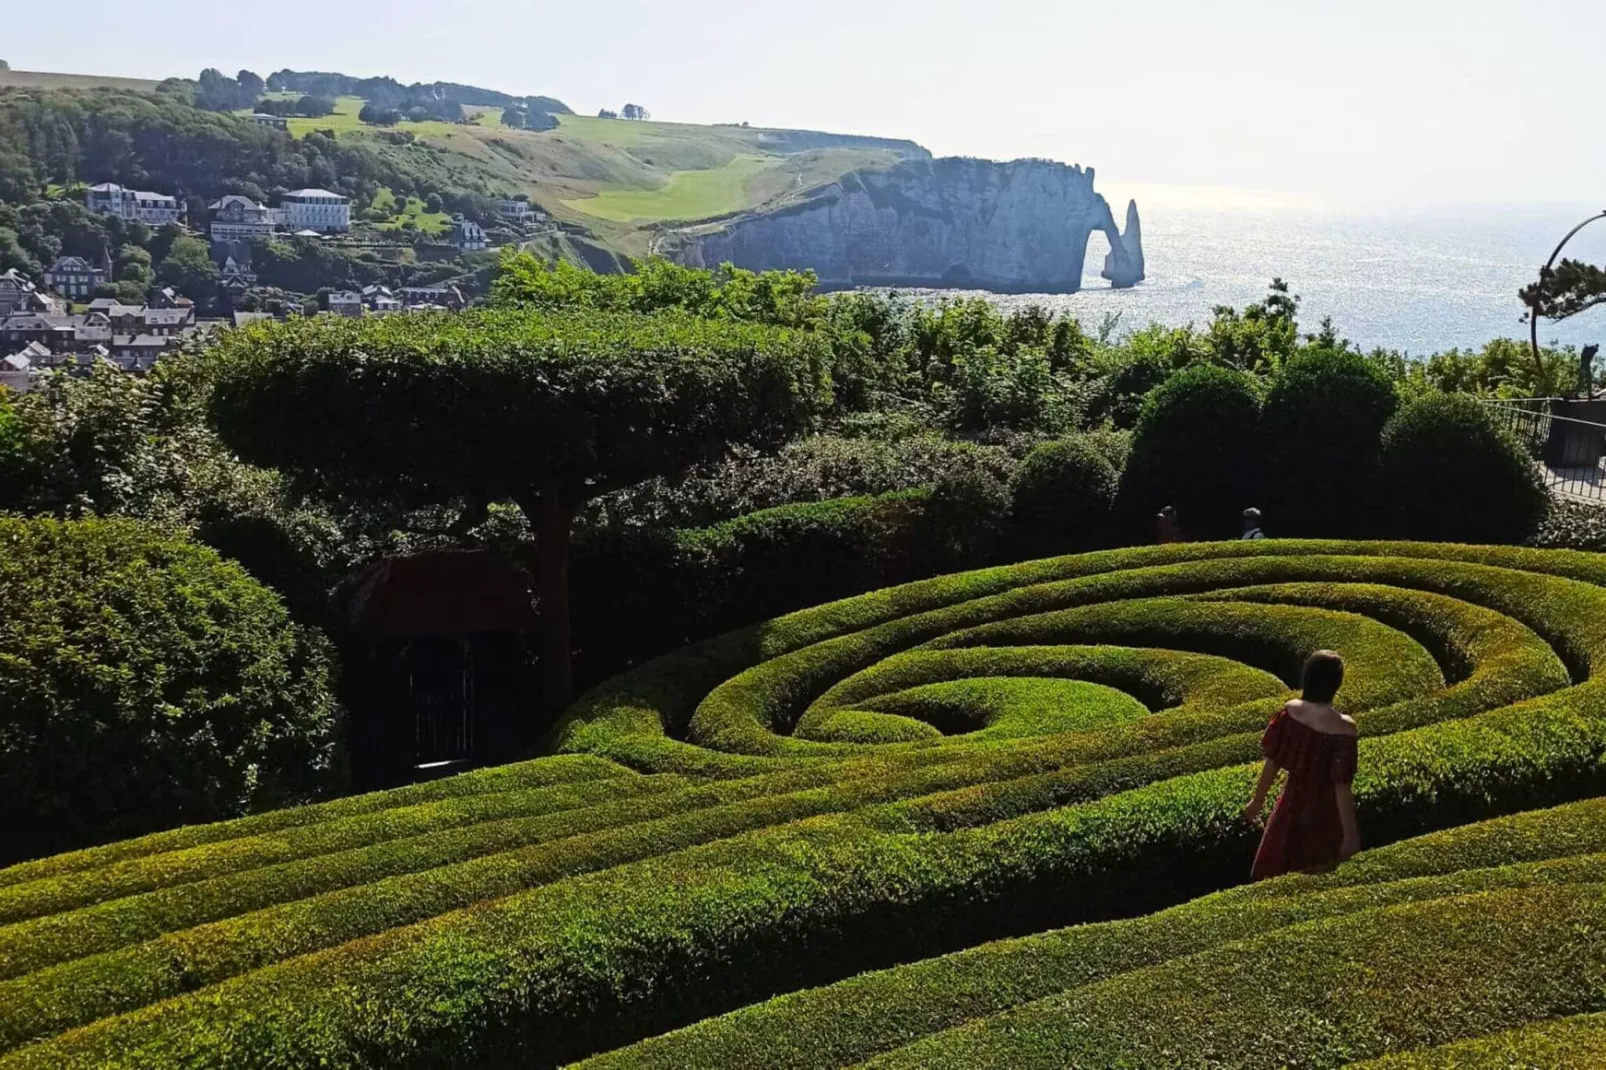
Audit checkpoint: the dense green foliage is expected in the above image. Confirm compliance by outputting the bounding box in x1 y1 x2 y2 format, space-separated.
0 82 517 306
1378 392 1549 544
0 516 341 863
266 68 571 118
208 310 832 510
1006 437 1118 557
4 541 1606 1066
1118 364 1264 539
207 308 833 708
1261 347 1399 535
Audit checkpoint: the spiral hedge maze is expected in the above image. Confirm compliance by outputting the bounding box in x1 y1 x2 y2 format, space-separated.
5 540 1606 1067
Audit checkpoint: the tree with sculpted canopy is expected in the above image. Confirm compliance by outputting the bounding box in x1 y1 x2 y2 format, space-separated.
206 309 833 712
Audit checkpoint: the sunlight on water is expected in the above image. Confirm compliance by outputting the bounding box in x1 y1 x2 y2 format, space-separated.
881 200 1606 354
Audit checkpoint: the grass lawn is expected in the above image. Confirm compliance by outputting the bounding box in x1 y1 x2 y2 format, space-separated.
369 188 452 235
286 96 465 140
562 154 776 223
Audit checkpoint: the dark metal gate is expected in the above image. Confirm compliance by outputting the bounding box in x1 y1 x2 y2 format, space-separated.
405 637 476 768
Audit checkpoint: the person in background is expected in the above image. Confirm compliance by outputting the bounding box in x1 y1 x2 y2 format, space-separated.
1241 507 1266 540
1157 505 1183 544
1242 650 1361 880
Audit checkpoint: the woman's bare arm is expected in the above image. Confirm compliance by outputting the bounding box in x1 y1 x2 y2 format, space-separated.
1241 759 1281 823
1336 783 1361 859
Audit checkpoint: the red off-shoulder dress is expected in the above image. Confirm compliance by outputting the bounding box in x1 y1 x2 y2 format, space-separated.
1250 707 1359 881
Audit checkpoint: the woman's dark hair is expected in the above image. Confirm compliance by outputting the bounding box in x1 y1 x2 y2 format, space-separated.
1301 649 1345 704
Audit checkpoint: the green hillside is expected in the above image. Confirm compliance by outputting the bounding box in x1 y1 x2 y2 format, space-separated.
0 67 924 262
284 104 919 257
0 69 162 93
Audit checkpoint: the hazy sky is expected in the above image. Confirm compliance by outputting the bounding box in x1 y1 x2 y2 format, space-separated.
8 0 1602 209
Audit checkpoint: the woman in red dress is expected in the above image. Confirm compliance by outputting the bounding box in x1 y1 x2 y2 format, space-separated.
1243 650 1361 880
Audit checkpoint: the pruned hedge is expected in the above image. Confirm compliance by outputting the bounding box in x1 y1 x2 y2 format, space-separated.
582 797 1606 1069
4 540 1606 1067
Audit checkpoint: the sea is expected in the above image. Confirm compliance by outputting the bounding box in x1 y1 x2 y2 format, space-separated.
883 198 1606 356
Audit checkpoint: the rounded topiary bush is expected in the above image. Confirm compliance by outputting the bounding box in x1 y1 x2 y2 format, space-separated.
1117 364 1263 540
1008 436 1119 558
1261 348 1399 537
923 452 1012 570
0 516 342 862
1377 392 1549 544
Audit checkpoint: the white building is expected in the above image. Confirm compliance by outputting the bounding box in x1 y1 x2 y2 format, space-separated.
279 189 350 233
496 199 544 225
327 291 363 317
209 195 281 242
450 215 488 251
85 183 183 225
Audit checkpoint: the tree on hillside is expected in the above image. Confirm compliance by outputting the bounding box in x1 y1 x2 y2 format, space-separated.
621 104 650 121
0 60 10 71
597 108 619 120
358 102 401 126
206 310 833 713
236 70 265 98
157 233 219 302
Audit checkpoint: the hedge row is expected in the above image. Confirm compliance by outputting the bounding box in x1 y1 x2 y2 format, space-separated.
4 541 1606 1065
1354 1012 1606 1068
867 881 1606 1068
582 796 1606 1069
7 673 1606 1064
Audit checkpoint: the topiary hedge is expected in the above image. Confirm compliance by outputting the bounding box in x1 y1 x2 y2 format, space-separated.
1378 392 1549 544
1007 436 1118 558
0 516 341 864
582 796 1606 1069
4 540 1606 1066
1260 347 1398 536
1116 364 1263 540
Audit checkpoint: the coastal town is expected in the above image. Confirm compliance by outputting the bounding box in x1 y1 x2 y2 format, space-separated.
0 181 542 393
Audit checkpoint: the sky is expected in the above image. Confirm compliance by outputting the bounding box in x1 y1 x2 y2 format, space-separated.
7 0 1603 210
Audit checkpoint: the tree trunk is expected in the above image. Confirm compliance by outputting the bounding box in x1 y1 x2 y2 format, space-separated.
516 484 574 716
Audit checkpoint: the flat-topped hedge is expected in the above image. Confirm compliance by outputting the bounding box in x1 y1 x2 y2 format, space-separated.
5 541 1606 1067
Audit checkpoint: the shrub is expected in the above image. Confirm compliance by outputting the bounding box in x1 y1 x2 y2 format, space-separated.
571 486 1009 679
587 434 1016 530
1260 347 1398 536
5 540 1606 1066
1529 499 1606 553
0 517 341 863
1116 364 1263 540
923 452 1011 569
1007 437 1119 558
1084 350 1170 429
1377 393 1549 544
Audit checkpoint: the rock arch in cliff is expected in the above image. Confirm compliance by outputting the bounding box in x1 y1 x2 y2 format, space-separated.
675 158 1146 294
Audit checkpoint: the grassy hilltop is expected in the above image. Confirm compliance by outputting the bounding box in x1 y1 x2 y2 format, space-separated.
0 68 162 93
1 66 925 262
294 98 920 258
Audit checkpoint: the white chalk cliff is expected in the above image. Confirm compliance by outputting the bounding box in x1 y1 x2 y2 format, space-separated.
673 157 1144 293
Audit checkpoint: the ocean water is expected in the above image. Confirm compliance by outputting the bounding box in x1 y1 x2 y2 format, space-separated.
887 201 1606 355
